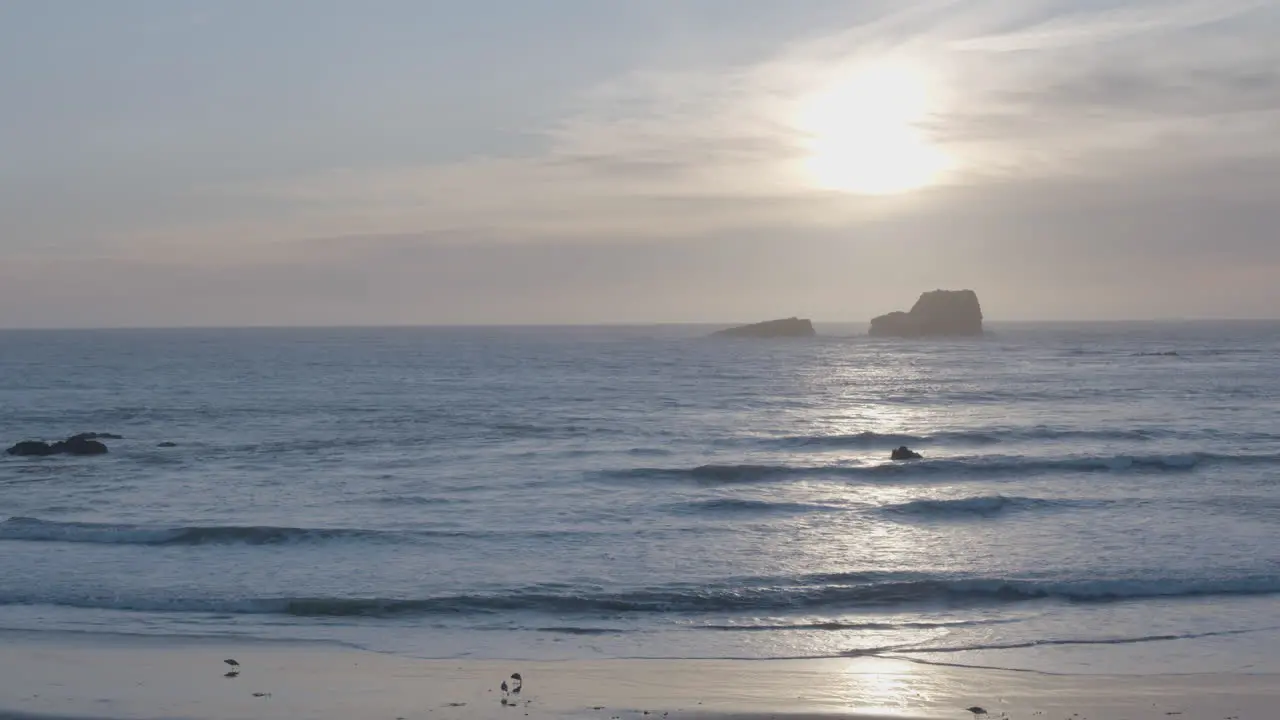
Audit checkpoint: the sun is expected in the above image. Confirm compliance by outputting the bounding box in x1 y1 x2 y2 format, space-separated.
796 61 951 195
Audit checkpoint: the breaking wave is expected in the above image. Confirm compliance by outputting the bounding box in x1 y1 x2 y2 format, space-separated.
849 626 1276 658
5 573 1279 618
879 495 1106 518
669 498 847 515
604 452 1276 484
757 427 1280 448
0 516 405 546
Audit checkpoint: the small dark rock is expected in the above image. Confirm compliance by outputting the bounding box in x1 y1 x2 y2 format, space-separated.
53 436 109 455
6 441 56 456
8 433 113 456
157 442 178 448
891 445 923 461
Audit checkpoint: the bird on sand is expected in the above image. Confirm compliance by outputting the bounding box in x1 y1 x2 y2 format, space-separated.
965 707 987 717
509 673 523 694
223 659 241 677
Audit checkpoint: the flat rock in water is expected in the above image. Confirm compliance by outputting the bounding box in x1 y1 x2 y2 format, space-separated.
713 317 816 338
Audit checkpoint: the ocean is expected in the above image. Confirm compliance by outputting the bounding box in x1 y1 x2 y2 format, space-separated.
2 322 1278 675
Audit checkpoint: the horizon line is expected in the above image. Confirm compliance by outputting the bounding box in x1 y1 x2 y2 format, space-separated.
2 318 1279 332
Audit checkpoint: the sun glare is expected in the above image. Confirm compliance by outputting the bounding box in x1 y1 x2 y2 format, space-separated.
797 61 951 195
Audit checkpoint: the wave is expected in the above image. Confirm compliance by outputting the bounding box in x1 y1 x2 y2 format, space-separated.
760 428 1280 449
0 517 655 547
694 618 1009 632
627 447 675 457
610 464 799 483
0 516 405 546
490 422 600 438
7 574 1280 618
364 495 457 506
851 626 1274 658
535 626 623 635
760 431 997 449
604 452 1279 484
668 498 846 516
757 426 1251 449
879 495 1104 518
761 430 997 448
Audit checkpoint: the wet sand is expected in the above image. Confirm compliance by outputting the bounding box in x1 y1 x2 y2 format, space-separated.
0 630 1273 720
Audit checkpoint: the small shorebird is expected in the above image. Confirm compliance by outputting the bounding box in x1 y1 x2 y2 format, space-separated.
965 707 987 717
510 673 522 694
224 659 241 676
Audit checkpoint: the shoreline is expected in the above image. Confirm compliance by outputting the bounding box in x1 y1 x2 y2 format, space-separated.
2 631 1276 720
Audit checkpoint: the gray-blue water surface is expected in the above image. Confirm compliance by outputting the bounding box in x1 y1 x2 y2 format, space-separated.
2 322 1278 674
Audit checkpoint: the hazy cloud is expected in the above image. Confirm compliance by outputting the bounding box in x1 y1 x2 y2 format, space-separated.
190 0 1279 247
951 0 1267 52
3 0 1279 325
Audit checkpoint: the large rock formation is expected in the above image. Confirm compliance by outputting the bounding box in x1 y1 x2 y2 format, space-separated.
713 317 816 338
869 290 983 337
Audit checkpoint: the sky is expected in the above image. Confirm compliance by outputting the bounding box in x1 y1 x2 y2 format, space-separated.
2 0 1278 327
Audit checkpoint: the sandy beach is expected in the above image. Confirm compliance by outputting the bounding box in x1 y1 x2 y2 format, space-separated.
0 630 1273 720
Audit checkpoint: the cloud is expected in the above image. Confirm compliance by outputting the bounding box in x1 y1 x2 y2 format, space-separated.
144 0 1265 254
8 0 1280 332
951 0 1267 52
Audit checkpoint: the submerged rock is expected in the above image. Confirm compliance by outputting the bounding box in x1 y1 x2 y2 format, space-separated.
891 445 923 461
713 317 816 338
6 440 57 456
6 433 112 456
56 436 109 455
870 290 984 337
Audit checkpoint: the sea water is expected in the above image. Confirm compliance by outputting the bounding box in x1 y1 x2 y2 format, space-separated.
2 322 1278 675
